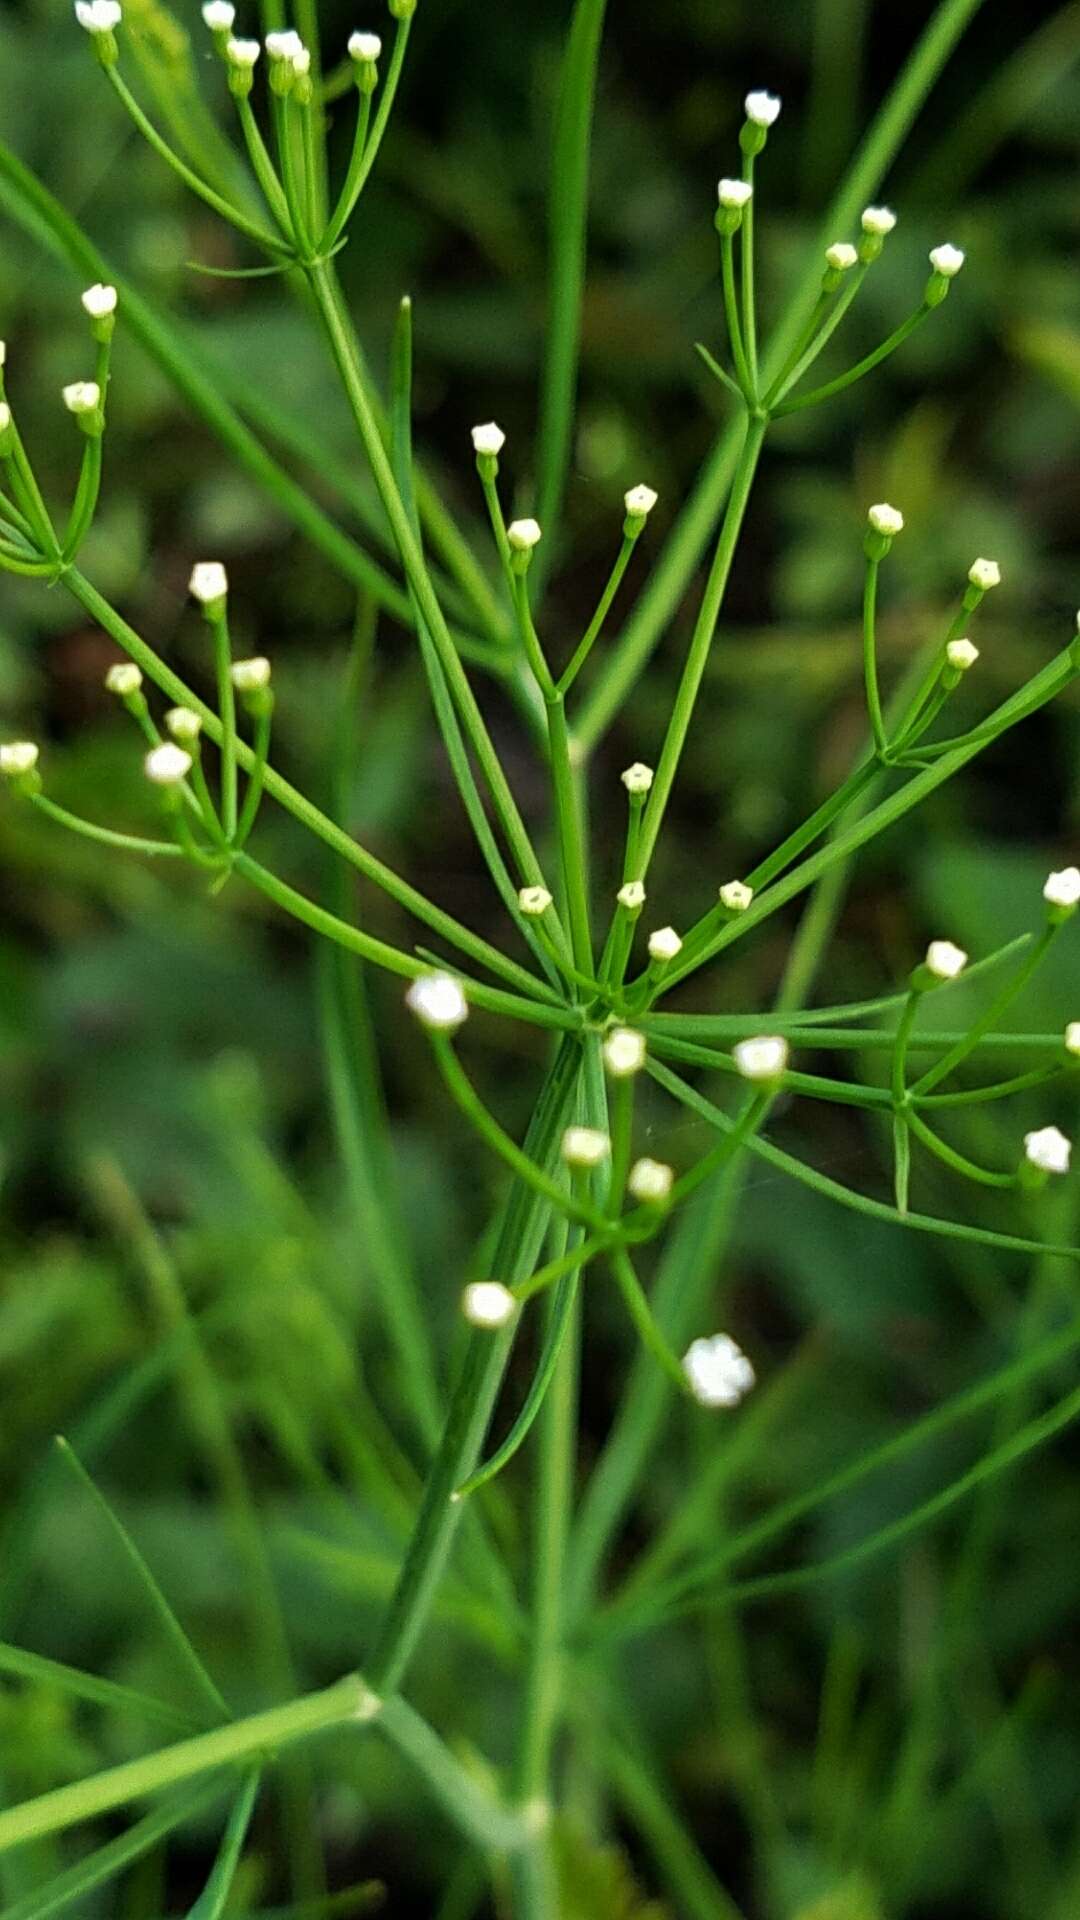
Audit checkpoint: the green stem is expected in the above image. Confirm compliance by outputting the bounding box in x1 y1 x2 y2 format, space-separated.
209 610 238 840
235 96 293 238
721 233 753 398
740 152 757 390
556 533 635 695
29 794 182 858
547 694 593 973
772 303 930 417
234 703 272 847
862 556 887 752
910 925 1059 1096
320 20 412 251
905 1109 1017 1188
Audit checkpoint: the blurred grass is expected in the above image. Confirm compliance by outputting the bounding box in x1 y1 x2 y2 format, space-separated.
1 0 1080 1914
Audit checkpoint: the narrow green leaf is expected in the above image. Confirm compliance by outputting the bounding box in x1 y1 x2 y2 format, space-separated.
186 1769 261 1919
2 1779 223 1920
0 1641 201 1739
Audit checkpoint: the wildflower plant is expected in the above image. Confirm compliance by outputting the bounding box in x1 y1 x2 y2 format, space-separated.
0 3 1079 1914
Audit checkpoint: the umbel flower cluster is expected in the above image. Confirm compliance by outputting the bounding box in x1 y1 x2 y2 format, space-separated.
1 23 1079 1908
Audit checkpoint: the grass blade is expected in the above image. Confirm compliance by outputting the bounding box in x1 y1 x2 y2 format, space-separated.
186 1769 261 1918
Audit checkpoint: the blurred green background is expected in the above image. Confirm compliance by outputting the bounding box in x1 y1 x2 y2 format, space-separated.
1 0 1080 1914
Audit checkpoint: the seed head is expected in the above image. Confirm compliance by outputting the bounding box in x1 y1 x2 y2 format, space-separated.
470 421 505 457
861 206 897 236
105 662 142 696
0 741 39 777
81 283 117 320
946 638 979 671
929 243 965 278
617 880 645 911
717 178 753 210
628 1157 674 1204
74 0 121 32
867 502 904 537
825 242 858 272
1024 1126 1071 1176
518 885 552 917
62 380 101 415
461 1281 516 1329
201 1 235 28
925 939 968 981
144 742 192 785
682 1332 755 1409
648 926 683 964
405 971 468 1032
165 707 203 743
733 1034 789 1082
719 879 753 913
603 1027 646 1077
230 656 271 692
561 1126 610 1169
624 484 658 518
621 762 653 796
507 517 542 552
968 557 1001 591
1044 867 1080 910
743 90 780 127
189 560 228 605
348 30 382 60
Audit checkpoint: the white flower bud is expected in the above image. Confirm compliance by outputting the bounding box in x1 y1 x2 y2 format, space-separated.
968 557 1001 591
507 517 542 552
617 880 645 911
861 206 897 236
719 879 753 913
1043 867 1080 909
165 707 203 743
925 939 968 980
0 741 39 776
202 1 235 28
461 1281 516 1329
732 1034 789 1082
624 484 658 518
647 926 682 963
81 283 117 320
825 243 858 272
189 561 228 606
105 662 142 696
929 243 965 278
405 971 468 1031
62 380 101 415
0 342 6 366
603 1027 646 1077
230 656 271 692
682 1332 755 1409
743 90 780 127
1023 1126 1071 1176
620 762 653 795
226 35 260 65
0 402 9 437
144 742 192 785
628 1157 673 1204
265 28 304 58
348 29 382 60
75 0 121 32
561 1126 610 1168
470 421 505 457
946 638 979 671
290 44 311 75
1064 1022 1080 1057
518 885 552 917
867 502 904 537
717 178 753 210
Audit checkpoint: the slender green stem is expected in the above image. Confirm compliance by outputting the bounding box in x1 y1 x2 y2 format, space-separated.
456 1261 584 1498
235 97 293 238
320 20 412 250
547 694 593 973
721 233 753 398
608 1246 689 1398
272 93 311 255
906 1108 1017 1188
208 610 238 840
765 263 871 408
911 925 1059 1096
862 555 887 751
772 303 930 416
556 533 635 695
740 152 757 389
28 794 182 858
430 1034 597 1224
234 703 272 847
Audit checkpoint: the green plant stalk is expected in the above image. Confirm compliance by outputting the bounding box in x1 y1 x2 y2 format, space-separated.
272 92 311 254
721 233 753 397
740 152 758 388
208 611 238 840
773 302 931 416
1 1777 227 1920
321 19 412 250
555 533 635 695
764 265 869 409
0 1675 370 1856
602 1732 747 1920
0 1641 200 1739
575 0 989 751
234 704 272 847
910 925 1060 1095
633 411 767 880
905 1108 1016 1188
546 693 594 972
28 795 183 858
430 1036 597 1225
456 1261 582 1498
862 555 887 751
378 1696 538 1854
235 96 293 238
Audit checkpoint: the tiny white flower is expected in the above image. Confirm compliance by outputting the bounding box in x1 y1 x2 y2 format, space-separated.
81 283 117 320
461 1281 516 1329
201 0 235 28
74 0 121 33
1064 1021 1080 1057
265 28 304 59
825 242 858 272
620 762 653 796
348 29 382 60
946 638 979 671
717 178 753 210
165 706 203 743
144 742 192 786
925 939 968 980
861 205 897 236
0 342 7 366
732 1034 789 1082
719 879 754 913
561 1125 610 1169
603 1027 647 1078
968 557 1001 591
617 880 646 911
624 484 658 518
867 501 904 537
682 1332 755 1409
507 517 542 552
0 741 39 776
189 560 228 605
62 380 101 415
929 243 965 277
648 926 683 963
1024 1126 1071 1176
518 885 552 917
405 970 468 1031
628 1157 674 1204
104 662 142 696
290 43 311 75
744 90 780 127
470 421 505 457
0 402 10 437
1044 867 1080 909
230 656 271 692
226 35 260 65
